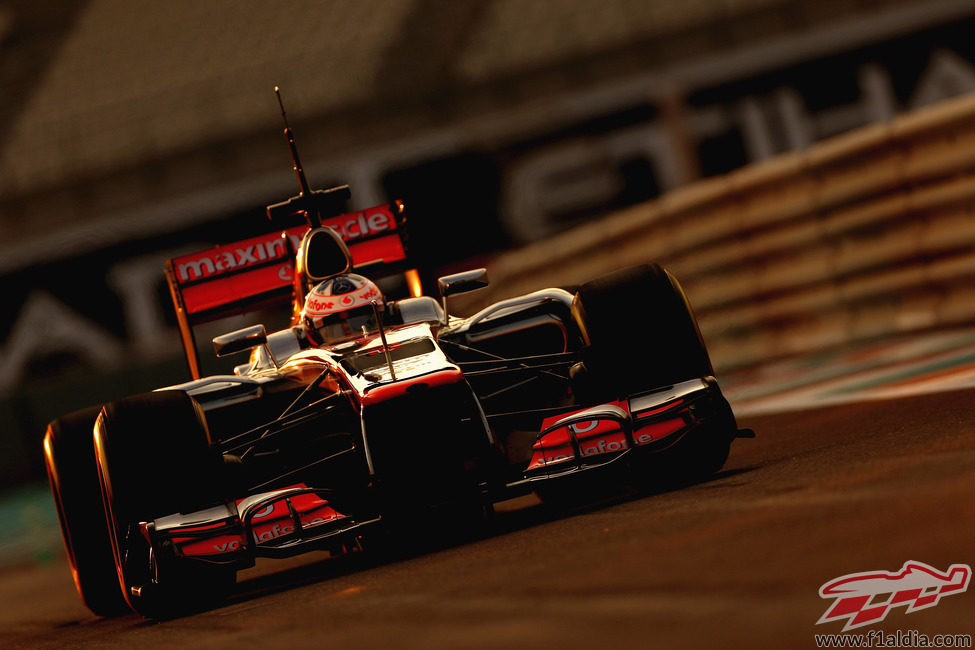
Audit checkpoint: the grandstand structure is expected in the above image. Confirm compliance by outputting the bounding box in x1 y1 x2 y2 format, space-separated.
0 0 973 485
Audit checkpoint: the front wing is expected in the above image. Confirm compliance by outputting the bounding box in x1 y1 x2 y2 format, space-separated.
516 377 731 485
136 379 731 572
150 485 380 567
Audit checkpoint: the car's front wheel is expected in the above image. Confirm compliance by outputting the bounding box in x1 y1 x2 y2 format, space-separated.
43 406 130 617
568 264 736 487
94 390 235 618
571 263 714 399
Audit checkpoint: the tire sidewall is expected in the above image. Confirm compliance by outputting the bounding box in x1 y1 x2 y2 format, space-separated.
43 406 130 616
93 390 225 614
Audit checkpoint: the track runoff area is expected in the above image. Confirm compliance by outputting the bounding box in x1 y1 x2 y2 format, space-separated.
2 328 974 647
722 326 975 417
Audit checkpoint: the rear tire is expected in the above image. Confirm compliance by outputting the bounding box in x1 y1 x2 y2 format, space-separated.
94 390 235 618
43 406 130 617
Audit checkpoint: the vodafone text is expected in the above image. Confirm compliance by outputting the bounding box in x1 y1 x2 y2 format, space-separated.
208 516 335 553
538 432 656 465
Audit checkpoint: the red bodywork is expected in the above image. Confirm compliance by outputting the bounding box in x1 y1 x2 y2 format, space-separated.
527 397 692 472
163 485 351 560
165 202 408 378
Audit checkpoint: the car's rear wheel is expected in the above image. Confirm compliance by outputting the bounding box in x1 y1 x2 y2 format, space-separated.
94 390 235 618
571 263 713 399
43 406 130 617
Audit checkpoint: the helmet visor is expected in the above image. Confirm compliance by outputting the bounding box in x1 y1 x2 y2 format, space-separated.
312 304 380 343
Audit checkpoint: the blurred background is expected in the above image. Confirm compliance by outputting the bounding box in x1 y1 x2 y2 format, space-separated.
2 0 975 494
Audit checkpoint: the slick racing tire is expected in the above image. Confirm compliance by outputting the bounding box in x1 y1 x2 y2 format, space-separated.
572 264 714 400
94 390 234 618
630 395 737 491
43 406 130 617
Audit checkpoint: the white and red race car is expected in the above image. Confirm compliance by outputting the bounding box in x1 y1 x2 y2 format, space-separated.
43 110 749 619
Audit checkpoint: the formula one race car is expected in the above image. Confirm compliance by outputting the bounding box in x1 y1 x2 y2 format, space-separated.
43 100 748 619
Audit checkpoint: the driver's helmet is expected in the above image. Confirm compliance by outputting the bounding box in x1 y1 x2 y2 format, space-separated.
301 274 384 344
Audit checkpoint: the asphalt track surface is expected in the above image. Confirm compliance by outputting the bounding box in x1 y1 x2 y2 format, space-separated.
2 388 974 649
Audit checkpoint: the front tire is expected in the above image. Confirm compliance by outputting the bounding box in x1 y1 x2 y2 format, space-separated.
569 264 734 488
572 263 713 398
630 394 736 491
94 390 234 617
43 406 129 617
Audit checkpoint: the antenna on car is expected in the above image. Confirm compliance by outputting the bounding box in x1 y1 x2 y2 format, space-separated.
275 86 312 200
266 86 350 228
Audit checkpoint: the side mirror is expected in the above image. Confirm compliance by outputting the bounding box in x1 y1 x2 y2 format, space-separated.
213 324 268 358
297 227 352 283
437 268 489 298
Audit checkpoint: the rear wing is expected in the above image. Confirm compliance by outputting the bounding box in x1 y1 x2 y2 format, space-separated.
166 202 409 378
